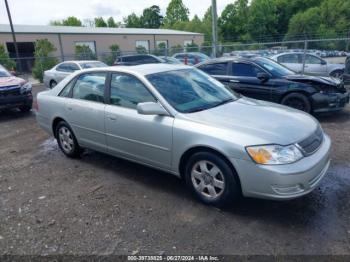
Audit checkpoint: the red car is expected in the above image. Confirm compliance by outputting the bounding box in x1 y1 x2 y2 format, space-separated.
0 65 32 112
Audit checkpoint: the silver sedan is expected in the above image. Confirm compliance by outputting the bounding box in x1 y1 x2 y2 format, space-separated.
36 64 331 206
43 60 107 89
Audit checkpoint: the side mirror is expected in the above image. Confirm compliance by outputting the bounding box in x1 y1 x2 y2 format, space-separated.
137 102 169 116
257 72 270 82
321 60 327 65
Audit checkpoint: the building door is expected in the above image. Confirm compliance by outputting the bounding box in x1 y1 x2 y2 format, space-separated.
6 42 35 72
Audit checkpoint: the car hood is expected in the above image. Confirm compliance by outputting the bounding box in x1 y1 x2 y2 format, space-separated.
284 74 341 87
0 76 25 88
181 97 318 146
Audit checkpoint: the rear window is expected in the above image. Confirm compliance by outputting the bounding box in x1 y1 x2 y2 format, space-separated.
199 63 228 75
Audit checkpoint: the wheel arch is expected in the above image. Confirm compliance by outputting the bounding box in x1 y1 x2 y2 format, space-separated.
52 117 67 138
178 145 242 190
279 90 312 104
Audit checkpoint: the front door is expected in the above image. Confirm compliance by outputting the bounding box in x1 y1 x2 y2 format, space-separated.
105 72 173 170
228 62 273 101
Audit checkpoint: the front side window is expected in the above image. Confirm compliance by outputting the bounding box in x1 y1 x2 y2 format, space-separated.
278 54 299 63
110 73 156 109
305 55 322 64
199 62 228 75
146 69 238 113
232 63 263 77
72 72 106 103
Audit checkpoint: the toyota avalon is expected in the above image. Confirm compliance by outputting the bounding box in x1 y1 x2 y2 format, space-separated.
36 64 331 206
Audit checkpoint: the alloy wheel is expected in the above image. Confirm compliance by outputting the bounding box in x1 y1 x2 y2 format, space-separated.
191 160 225 200
58 126 74 154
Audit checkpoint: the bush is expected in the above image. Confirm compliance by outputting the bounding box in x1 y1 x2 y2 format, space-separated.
0 44 16 70
32 39 58 82
102 44 120 65
75 45 97 60
136 45 148 54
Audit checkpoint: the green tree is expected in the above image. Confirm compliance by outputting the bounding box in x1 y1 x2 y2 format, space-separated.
247 0 279 41
75 45 97 60
163 0 189 27
32 39 58 82
218 0 249 42
124 13 142 28
141 5 163 28
94 17 107 27
0 44 15 70
107 17 117 27
50 16 82 26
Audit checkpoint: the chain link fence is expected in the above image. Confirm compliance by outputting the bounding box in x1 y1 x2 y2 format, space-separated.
1 37 349 84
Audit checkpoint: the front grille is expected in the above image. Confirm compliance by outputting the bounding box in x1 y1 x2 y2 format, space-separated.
0 86 21 97
297 125 324 156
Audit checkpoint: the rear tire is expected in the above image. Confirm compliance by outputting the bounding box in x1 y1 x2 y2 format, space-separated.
184 151 241 207
281 93 311 113
50 80 57 89
55 121 82 158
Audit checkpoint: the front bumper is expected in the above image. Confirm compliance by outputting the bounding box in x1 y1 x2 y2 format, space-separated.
312 91 349 113
231 134 331 200
0 92 33 110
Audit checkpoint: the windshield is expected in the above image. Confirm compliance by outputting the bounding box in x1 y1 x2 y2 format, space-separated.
79 61 107 69
0 65 11 77
146 69 238 113
255 57 295 77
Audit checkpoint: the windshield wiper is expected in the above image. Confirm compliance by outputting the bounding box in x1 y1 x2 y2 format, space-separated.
185 98 234 113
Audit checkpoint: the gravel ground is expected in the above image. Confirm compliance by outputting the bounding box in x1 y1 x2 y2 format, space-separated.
0 84 349 256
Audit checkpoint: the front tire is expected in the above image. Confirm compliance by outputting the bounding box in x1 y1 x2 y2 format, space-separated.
55 121 81 158
185 152 241 207
281 93 311 113
330 70 343 80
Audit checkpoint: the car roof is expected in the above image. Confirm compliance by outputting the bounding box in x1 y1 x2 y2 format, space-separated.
80 63 192 76
118 54 157 58
60 60 102 64
195 56 263 67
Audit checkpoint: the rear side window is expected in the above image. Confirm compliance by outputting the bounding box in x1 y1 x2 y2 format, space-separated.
72 73 107 103
199 63 228 75
232 63 263 77
109 73 156 109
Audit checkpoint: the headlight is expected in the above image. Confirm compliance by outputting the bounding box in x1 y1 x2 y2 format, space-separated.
20 82 32 94
246 144 303 165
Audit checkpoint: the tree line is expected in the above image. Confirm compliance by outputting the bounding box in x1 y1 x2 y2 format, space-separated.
50 0 350 45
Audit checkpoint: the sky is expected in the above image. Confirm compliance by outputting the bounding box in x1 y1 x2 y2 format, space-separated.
0 0 234 25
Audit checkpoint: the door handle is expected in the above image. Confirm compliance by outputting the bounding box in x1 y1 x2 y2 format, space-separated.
107 115 117 121
230 79 240 83
67 107 73 111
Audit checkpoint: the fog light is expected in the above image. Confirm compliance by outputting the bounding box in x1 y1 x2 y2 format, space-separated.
271 184 304 195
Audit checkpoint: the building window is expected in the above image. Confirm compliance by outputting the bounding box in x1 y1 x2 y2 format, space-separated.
184 40 193 47
135 40 150 53
75 41 96 54
156 40 168 49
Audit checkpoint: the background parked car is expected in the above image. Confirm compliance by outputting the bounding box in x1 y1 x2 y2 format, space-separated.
270 52 344 78
344 55 350 85
113 54 164 66
196 57 349 113
159 56 182 64
43 60 107 88
0 64 32 112
172 52 210 65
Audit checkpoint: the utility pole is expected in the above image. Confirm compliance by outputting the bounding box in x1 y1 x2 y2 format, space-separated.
4 0 22 74
211 0 218 58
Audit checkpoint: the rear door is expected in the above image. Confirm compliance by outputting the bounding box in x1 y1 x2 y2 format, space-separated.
64 72 108 152
228 62 273 101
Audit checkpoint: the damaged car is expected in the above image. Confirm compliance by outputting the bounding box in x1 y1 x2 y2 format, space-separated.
0 64 32 112
196 57 349 113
